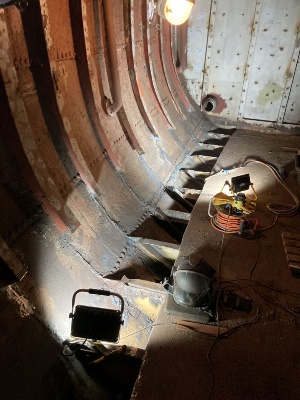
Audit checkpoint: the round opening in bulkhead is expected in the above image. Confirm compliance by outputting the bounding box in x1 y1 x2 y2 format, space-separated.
202 95 217 113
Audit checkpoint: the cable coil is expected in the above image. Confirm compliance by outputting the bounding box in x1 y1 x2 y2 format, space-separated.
210 159 299 235
211 210 259 235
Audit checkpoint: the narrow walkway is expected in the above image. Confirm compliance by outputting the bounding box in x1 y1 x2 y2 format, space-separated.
132 130 300 400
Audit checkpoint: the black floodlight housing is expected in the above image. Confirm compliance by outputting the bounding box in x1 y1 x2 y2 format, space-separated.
231 174 251 193
69 289 124 343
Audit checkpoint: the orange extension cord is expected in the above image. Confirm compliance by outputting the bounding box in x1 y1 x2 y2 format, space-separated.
211 210 260 234
210 159 299 234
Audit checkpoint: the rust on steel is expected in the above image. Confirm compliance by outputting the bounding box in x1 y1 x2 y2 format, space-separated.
133 0 174 131
0 8 79 232
130 0 185 157
147 13 196 147
147 12 183 125
123 0 159 137
103 0 122 116
0 71 74 233
176 22 188 73
69 0 122 169
82 0 144 158
160 19 193 116
18 0 98 195
39 0 109 191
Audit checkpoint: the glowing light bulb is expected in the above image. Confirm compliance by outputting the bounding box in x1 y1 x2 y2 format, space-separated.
164 0 194 25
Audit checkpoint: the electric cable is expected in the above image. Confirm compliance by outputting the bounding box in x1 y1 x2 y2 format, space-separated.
249 240 262 280
63 338 88 357
211 210 260 235
221 280 300 318
220 278 300 299
206 278 222 400
118 321 220 342
252 287 300 318
218 275 300 318
205 309 260 400
206 237 261 400
210 158 299 236
215 235 300 306
207 235 299 400
118 322 175 342
206 172 299 399
258 214 278 231
63 312 98 357
206 331 219 400
244 159 299 216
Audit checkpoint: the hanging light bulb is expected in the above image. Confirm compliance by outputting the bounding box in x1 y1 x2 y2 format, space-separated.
157 0 195 26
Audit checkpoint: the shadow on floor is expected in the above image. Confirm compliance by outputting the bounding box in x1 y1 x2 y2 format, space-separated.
0 287 140 400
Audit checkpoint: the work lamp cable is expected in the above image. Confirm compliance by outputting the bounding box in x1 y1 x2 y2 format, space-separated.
244 159 299 216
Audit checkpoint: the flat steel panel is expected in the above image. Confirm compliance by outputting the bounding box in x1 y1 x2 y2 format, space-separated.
206 0 256 120
284 54 300 124
183 0 211 105
243 0 300 121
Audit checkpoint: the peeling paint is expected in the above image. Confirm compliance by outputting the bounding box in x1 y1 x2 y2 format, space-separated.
62 116 71 133
40 0 53 48
49 195 61 210
257 83 283 108
202 93 227 114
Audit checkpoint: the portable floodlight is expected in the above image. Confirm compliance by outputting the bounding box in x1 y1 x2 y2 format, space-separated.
69 289 124 343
